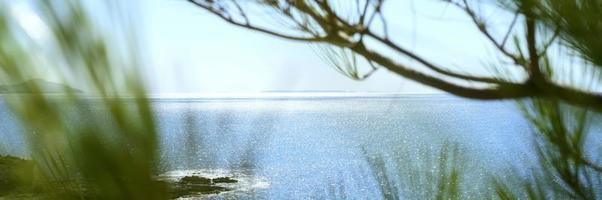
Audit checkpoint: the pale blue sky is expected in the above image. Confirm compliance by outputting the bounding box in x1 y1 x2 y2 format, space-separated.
138 0 514 94
9 0 513 94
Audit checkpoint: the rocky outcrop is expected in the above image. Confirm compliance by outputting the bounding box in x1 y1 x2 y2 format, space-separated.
167 176 239 198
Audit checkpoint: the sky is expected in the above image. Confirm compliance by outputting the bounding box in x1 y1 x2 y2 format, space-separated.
138 0 513 95
9 0 513 95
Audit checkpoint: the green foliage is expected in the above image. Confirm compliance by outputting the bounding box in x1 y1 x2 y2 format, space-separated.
0 1 165 199
492 99 602 200
365 143 465 200
0 155 35 195
529 0 602 67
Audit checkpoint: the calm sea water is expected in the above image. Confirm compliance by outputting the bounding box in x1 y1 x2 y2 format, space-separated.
2 95 594 199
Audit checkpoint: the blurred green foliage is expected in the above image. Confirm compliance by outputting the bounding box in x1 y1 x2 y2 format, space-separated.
493 99 602 200
0 0 165 199
366 143 464 200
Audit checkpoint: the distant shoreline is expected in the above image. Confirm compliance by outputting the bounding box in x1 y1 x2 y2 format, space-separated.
143 93 454 101
0 92 465 101
146 93 453 101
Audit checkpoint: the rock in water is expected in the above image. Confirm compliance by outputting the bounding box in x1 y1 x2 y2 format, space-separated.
179 176 213 185
213 177 238 183
167 175 239 198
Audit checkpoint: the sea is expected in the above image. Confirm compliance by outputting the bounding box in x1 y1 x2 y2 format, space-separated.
0 94 599 199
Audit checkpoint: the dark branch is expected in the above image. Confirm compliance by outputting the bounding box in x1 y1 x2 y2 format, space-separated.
365 31 507 84
187 0 325 42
